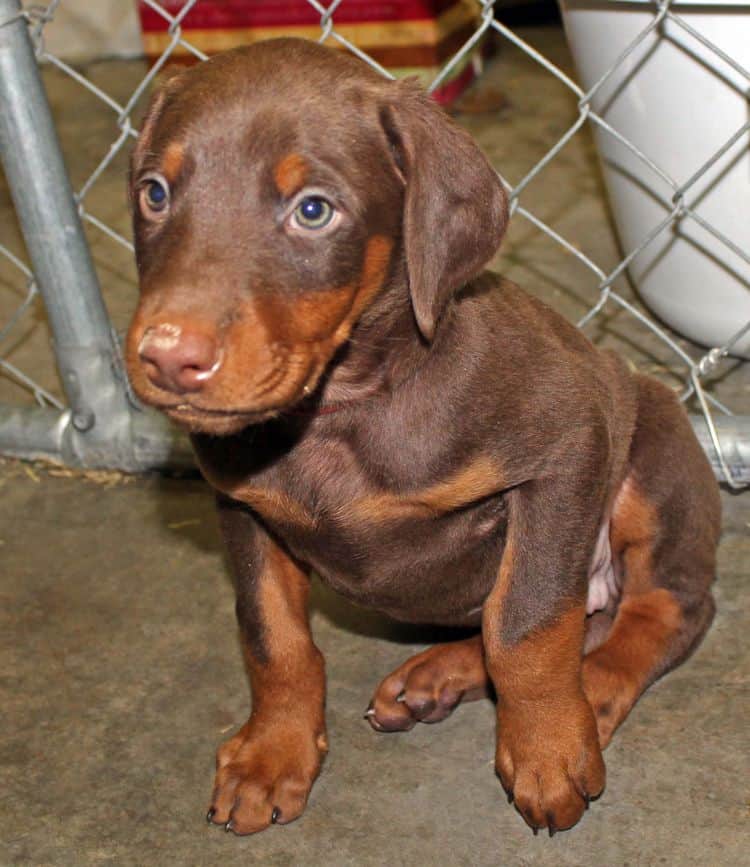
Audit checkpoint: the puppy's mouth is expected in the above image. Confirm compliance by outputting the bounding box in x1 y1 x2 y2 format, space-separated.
149 363 327 434
126 321 339 434
165 403 278 431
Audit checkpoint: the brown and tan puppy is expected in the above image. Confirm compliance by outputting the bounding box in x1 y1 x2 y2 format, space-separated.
125 38 721 837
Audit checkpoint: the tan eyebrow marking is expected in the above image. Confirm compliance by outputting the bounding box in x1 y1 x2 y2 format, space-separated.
274 153 308 198
161 141 185 183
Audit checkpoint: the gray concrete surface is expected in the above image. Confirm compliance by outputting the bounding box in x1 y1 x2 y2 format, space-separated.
1 23 749 867
1 463 748 866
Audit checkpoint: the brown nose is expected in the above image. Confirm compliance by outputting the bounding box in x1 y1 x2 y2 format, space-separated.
138 324 221 394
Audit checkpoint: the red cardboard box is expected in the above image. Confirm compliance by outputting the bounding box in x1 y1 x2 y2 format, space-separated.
137 1 482 104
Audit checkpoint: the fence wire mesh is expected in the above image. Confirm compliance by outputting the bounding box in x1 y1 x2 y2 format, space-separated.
0 0 748 485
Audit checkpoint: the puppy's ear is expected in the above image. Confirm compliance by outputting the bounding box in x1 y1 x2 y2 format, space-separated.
380 81 508 341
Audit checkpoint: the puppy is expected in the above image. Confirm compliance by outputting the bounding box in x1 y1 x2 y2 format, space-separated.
125 38 721 836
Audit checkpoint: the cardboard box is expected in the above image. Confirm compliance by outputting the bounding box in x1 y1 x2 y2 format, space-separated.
137 0 482 104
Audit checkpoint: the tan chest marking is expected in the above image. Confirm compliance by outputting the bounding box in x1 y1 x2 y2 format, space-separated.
231 482 316 531
351 456 504 523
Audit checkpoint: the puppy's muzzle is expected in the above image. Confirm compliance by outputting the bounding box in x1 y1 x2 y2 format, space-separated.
138 323 222 395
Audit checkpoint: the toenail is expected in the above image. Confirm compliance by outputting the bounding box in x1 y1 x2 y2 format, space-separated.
271 806 281 824
206 808 215 823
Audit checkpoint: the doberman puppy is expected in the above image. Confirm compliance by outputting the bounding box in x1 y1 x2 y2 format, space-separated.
125 38 721 836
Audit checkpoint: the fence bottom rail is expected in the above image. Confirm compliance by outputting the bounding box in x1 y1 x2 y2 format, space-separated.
0 404 747 484
0 404 193 472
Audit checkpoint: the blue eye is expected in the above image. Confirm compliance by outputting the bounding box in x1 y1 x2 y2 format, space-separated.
293 196 334 229
141 176 169 215
148 181 166 204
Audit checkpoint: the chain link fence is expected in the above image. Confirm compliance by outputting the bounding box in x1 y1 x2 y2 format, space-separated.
0 0 748 485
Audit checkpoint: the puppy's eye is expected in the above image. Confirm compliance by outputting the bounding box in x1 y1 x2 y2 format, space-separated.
292 196 334 230
139 176 170 217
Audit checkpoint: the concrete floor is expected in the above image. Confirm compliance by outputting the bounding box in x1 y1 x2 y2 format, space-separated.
1 22 749 867
1 464 749 866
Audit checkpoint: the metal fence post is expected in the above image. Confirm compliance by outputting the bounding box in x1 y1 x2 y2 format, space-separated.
0 0 189 470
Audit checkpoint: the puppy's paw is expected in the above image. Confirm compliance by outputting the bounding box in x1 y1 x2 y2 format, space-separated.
366 640 488 732
206 719 327 835
496 695 605 835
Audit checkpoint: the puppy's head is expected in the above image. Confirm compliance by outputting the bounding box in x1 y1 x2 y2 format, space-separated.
126 38 507 435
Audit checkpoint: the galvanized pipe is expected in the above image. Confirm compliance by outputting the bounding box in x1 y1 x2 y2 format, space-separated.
0 0 174 469
0 404 68 463
0 393 745 482
0 0 127 432
690 414 750 488
0 400 194 471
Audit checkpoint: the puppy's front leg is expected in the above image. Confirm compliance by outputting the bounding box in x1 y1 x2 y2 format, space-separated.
207 496 327 835
483 475 607 835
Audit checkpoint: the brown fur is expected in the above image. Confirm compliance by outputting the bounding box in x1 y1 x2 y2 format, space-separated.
125 38 721 837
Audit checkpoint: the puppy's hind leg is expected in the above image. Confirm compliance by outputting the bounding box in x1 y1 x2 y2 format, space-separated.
366 635 489 732
582 377 721 748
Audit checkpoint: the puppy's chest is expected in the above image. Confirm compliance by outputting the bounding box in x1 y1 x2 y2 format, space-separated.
196 428 507 613
269 450 507 623
221 437 503 534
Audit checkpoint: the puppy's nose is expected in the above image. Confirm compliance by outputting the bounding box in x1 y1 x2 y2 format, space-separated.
138 324 221 394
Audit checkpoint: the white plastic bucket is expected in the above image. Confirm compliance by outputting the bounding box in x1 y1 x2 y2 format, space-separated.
558 0 750 356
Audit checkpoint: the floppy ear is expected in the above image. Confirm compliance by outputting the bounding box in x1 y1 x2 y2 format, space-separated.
380 81 508 341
